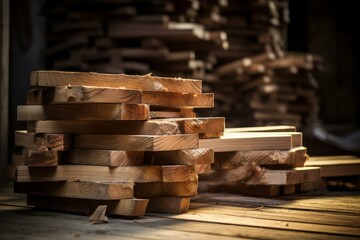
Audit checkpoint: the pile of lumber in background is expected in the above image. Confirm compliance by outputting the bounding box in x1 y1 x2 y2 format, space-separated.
207 52 322 128
305 155 360 190
12 70 223 217
198 125 324 197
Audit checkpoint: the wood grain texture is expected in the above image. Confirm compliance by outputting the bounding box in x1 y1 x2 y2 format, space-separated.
134 181 198 198
64 149 144 167
150 148 214 165
194 164 213 174
143 92 213 108
162 165 192 183
75 134 198 151
305 156 360 177
17 104 150 121
27 195 148 217
31 70 202 94
15 181 134 200
27 86 142 104
16 165 195 183
15 131 71 150
225 126 297 132
215 147 307 169
25 149 62 167
163 117 225 134
146 197 190 214
27 120 180 135
199 133 292 152
149 108 196 119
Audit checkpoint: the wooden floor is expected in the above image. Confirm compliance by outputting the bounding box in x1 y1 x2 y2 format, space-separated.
1 182 360 240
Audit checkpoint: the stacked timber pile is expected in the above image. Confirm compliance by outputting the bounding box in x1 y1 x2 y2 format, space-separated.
42 0 227 79
208 52 322 128
305 155 360 190
13 70 223 217
199 125 324 197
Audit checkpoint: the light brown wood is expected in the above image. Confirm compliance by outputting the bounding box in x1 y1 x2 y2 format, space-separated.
146 197 190 214
215 147 307 169
163 117 225 134
150 148 214 165
134 181 198 198
15 181 134 200
162 165 192 183
305 156 360 177
27 120 180 135
15 131 71 150
194 164 212 174
64 149 144 167
27 86 142 104
199 132 224 139
143 92 213 108
25 149 62 167
225 126 297 133
27 195 148 217
17 104 150 121
199 133 292 152
89 205 109 224
31 70 202 94
75 134 198 151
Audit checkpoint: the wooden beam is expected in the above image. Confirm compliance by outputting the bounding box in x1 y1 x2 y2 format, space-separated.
64 149 144 167
15 131 71 150
17 104 150 121
215 147 307 169
27 86 142 104
162 165 192 183
16 165 195 183
27 195 148 217
225 126 297 132
194 164 212 174
74 134 198 151
27 120 180 135
30 70 202 94
305 156 360 177
15 181 134 200
199 133 292 152
149 148 214 165
143 92 213 108
134 181 198 198
161 117 225 134
146 197 190 214
25 149 62 167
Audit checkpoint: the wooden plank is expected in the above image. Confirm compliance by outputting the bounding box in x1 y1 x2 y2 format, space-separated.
27 86 142 104
17 104 150 121
199 134 292 152
162 165 192 183
163 117 225 134
64 149 144 167
16 165 195 183
149 148 214 165
150 110 196 119
225 126 297 132
25 149 62 167
74 134 198 151
194 164 212 174
15 181 134 200
30 70 202 94
27 120 180 135
305 156 360 177
27 195 148 217
15 131 71 150
146 197 190 214
134 181 198 198
199 132 224 139
215 147 307 169
143 92 214 108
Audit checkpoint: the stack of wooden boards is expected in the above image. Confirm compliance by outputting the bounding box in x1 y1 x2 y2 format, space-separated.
305 155 360 190
207 52 322 128
198 125 324 197
42 0 228 79
13 70 224 217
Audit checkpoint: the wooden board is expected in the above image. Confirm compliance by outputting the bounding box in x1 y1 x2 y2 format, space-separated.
224 126 297 133
64 149 144 167
194 164 213 174
31 70 202 94
146 197 190 214
162 117 224 135
15 131 71 150
27 120 180 135
74 134 198 151
27 195 148 217
305 156 360 177
149 148 214 165
134 181 198 198
27 86 142 104
199 133 292 152
215 147 307 169
143 92 213 108
25 149 62 167
17 104 150 121
15 181 134 200
16 165 196 183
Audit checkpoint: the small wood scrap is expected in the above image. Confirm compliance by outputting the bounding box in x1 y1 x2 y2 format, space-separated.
305 155 360 190
13 70 217 218
199 126 323 197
